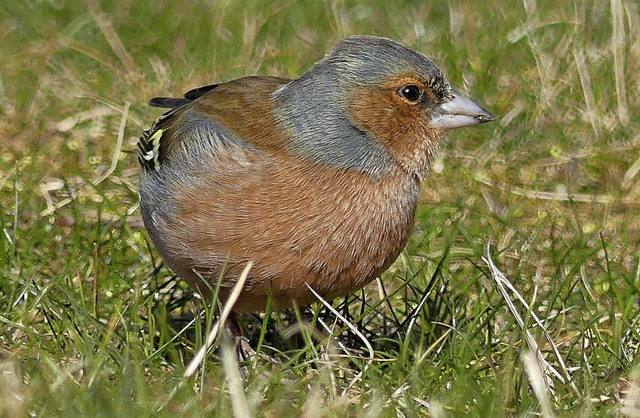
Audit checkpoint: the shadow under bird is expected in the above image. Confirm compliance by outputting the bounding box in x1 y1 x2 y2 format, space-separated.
137 35 496 315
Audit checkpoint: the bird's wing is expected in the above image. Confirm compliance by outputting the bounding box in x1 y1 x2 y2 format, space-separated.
137 76 291 172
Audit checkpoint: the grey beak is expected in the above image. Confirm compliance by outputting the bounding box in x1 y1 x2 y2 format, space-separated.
429 92 497 130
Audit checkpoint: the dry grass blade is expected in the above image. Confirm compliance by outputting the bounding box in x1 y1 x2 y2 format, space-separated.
623 156 640 190
184 261 253 378
610 0 629 124
474 173 614 204
306 283 374 362
93 102 129 185
483 244 579 395
221 338 252 418
157 262 253 411
306 283 375 397
523 350 556 418
40 101 130 217
86 0 137 75
573 49 599 136
314 315 355 359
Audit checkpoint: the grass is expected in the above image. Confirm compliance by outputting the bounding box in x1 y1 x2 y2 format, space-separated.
1 0 639 416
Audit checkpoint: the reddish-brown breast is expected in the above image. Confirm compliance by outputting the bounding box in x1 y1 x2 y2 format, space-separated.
155 151 420 312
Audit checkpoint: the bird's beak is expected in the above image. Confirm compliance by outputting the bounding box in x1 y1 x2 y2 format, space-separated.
428 92 497 130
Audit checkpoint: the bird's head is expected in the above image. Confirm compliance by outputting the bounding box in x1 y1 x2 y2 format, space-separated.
275 35 496 179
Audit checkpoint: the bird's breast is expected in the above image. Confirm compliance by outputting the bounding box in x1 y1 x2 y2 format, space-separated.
142 153 421 311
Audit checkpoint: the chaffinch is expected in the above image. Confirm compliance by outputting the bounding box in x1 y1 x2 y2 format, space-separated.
138 35 496 313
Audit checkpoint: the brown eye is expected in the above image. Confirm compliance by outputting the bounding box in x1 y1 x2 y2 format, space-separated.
398 85 421 103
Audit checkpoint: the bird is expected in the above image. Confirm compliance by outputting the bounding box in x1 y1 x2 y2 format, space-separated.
137 35 496 314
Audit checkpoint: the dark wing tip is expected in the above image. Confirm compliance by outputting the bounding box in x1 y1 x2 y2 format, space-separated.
148 83 219 108
183 83 219 100
149 97 190 108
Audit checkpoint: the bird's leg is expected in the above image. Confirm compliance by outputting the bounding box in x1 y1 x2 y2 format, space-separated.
226 312 256 362
226 311 244 338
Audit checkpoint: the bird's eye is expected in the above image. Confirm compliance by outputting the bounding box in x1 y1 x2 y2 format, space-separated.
398 85 422 103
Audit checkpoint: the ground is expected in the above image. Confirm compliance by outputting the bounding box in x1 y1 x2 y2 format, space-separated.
1 1 639 416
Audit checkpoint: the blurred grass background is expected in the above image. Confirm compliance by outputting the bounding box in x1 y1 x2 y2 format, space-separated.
1 0 639 416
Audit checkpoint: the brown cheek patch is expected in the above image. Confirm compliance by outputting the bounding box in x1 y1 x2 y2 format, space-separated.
345 87 443 176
